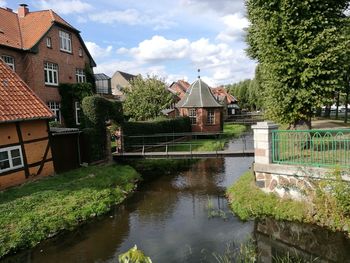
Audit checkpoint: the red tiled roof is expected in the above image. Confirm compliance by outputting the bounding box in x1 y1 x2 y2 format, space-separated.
0 7 76 50
211 86 237 104
0 60 54 122
169 80 191 99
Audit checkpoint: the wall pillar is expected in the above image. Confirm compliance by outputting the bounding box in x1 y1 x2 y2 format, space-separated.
252 121 279 165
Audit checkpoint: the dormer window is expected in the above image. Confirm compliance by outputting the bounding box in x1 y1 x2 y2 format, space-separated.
59 30 72 53
46 37 52 48
1 55 15 71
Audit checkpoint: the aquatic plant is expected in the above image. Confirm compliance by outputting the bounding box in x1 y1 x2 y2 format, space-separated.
118 245 152 263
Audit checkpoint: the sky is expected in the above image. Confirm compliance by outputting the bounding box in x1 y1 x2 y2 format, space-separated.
3 0 256 86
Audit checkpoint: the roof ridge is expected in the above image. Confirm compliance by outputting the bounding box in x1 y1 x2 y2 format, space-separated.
15 9 24 49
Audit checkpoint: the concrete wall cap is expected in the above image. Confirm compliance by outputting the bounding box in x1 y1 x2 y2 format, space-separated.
252 121 279 130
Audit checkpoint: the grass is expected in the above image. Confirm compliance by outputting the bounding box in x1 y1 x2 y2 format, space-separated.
0 164 141 258
227 171 308 222
227 170 350 237
168 124 247 152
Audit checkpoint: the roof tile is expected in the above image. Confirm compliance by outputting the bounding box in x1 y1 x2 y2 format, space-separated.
0 60 54 122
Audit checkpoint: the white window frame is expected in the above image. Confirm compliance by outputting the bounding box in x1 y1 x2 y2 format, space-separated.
75 69 86 83
78 48 83 57
189 108 197 125
75 101 81 125
59 30 72 53
0 146 24 173
48 101 61 123
207 109 215 125
46 37 52 48
1 55 15 71
44 62 59 86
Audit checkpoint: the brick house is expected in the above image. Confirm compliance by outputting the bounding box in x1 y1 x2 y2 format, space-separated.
0 60 54 190
211 86 240 119
0 4 96 124
176 78 224 133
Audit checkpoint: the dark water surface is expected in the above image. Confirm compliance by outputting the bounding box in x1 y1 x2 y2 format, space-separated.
3 139 350 262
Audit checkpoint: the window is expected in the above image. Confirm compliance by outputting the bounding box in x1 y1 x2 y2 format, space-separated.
96 80 109 94
189 108 197 125
1 55 15 70
59 30 72 53
207 109 215 125
46 37 52 48
48 101 61 123
78 48 83 57
0 146 23 173
75 69 86 83
75 101 81 125
44 62 59 85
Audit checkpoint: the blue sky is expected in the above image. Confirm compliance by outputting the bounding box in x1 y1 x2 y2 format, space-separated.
3 0 256 86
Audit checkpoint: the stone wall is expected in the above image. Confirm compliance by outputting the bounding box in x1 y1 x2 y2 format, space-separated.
252 122 349 200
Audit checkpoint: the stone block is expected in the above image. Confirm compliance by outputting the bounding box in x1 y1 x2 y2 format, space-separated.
269 179 277 191
256 180 265 188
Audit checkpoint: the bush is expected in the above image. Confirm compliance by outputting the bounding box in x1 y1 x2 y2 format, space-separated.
81 96 123 162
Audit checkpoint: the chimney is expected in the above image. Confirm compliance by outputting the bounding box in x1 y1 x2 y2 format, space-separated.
18 4 29 18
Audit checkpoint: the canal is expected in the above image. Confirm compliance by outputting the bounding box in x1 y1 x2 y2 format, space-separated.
3 139 350 262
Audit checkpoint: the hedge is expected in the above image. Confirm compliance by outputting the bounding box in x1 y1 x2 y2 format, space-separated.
122 117 191 136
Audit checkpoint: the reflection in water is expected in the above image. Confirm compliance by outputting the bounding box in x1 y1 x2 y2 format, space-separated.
3 143 350 262
255 218 350 263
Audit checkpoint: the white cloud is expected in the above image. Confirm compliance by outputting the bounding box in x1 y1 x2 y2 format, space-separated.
216 13 249 42
88 9 176 30
35 0 93 14
118 35 256 85
85 42 113 59
0 0 7 7
122 36 190 62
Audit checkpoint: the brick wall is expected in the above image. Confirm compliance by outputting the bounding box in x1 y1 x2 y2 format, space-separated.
179 107 223 132
0 24 92 104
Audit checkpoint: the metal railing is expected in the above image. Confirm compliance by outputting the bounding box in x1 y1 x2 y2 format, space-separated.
272 129 350 168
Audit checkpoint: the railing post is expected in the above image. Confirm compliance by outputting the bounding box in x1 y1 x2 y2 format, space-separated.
142 145 145 155
252 122 279 164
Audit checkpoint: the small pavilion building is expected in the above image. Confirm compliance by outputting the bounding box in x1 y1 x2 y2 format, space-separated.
176 78 223 133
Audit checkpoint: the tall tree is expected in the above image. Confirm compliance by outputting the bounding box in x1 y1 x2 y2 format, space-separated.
123 75 174 121
246 0 349 129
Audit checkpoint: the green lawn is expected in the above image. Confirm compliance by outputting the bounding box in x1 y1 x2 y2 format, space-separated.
0 165 140 258
166 124 247 152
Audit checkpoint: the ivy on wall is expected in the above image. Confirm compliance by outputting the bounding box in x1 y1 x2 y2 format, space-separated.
58 83 94 127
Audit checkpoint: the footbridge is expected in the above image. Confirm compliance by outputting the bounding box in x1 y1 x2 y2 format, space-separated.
113 131 254 159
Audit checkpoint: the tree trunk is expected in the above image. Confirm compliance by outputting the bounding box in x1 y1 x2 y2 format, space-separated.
336 92 340 120
345 91 349 124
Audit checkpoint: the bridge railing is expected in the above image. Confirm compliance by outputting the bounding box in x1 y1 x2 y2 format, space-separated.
272 129 350 168
121 132 253 154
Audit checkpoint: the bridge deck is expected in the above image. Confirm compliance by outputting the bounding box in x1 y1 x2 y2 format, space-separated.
113 150 254 159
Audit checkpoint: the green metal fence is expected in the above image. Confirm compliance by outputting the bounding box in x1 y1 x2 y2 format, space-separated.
272 129 350 168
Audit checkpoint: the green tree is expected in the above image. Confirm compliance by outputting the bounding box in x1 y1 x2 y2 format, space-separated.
123 75 174 121
246 0 349 129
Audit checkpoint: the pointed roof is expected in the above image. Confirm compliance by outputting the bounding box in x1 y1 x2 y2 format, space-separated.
116 71 137 82
0 60 54 123
176 78 223 108
0 7 96 66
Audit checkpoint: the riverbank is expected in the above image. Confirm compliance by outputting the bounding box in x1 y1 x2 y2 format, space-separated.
227 171 350 236
0 164 140 258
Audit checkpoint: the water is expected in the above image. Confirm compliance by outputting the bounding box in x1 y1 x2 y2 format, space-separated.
3 138 350 262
